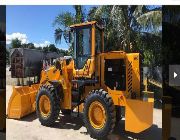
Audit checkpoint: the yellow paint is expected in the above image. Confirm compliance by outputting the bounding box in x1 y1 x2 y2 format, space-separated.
98 52 140 99
88 101 106 129
70 21 96 28
107 87 126 106
75 59 95 78
125 99 153 133
7 84 39 119
148 98 154 102
39 95 51 117
126 53 140 98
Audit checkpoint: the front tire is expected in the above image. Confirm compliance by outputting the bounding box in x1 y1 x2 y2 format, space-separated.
36 85 60 126
83 89 116 139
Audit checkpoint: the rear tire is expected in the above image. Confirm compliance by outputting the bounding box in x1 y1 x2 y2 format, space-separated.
83 89 116 139
36 85 60 126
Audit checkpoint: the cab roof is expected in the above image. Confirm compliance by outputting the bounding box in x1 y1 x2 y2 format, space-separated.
70 21 97 28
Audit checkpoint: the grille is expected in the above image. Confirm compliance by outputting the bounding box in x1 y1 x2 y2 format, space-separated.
127 61 133 95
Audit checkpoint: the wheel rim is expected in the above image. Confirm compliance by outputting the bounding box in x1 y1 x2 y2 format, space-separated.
88 101 106 129
39 95 51 117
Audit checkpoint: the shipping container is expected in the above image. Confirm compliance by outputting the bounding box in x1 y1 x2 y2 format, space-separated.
10 48 61 78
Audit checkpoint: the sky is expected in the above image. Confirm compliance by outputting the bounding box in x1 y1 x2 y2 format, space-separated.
6 5 94 50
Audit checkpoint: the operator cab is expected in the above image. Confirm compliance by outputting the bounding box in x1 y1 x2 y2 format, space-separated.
69 21 104 78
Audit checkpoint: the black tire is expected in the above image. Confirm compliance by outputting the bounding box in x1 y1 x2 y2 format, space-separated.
61 109 71 115
36 85 60 126
115 106 122 124
83 89 116 139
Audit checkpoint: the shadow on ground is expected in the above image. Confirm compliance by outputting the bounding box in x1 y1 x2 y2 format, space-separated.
52 113 84 130
18 112 162 140
18 112 37 122
109 120 162 140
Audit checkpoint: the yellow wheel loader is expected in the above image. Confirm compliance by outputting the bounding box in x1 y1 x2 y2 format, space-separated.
8 21 154 139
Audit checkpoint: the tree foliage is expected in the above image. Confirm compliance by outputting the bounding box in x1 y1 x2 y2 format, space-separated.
88 6 162 67
53 5 85 54
11 38 22 48
53 5 162 67
9 38 68 56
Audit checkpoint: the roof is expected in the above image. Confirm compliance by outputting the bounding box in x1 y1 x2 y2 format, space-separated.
10 48 43 56
70 21 97 28
45 52 62 59
10 48 62 59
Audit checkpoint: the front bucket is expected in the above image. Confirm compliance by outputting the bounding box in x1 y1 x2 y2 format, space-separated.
125 99 153 133
7 84 39 119
0 89 6 130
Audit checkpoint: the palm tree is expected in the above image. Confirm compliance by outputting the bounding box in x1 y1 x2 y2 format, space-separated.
53 5 162 66
88 5 162 66
88 6 161 50
73 5 85 23
54 28 63 44
53 6 85 46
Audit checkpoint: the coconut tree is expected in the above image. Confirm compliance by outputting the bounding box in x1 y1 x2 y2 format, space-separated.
88 5 162 68
53 5 162 66
88 5 161 51
53 6 85 55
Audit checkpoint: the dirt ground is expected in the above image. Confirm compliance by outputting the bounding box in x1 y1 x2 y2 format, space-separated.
6 67 162 140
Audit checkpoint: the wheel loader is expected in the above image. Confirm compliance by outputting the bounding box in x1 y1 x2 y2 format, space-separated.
8 21 154 139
